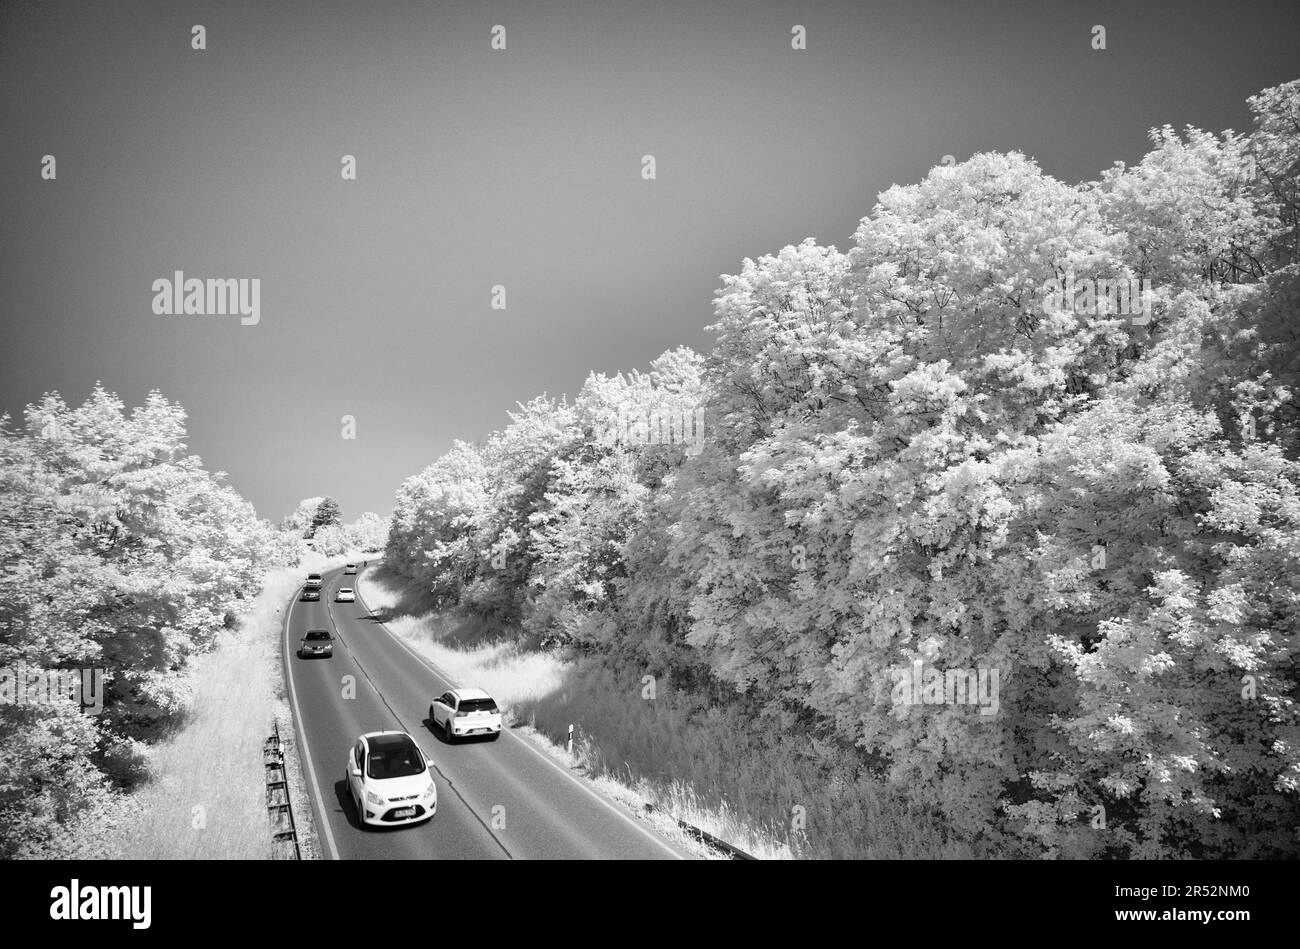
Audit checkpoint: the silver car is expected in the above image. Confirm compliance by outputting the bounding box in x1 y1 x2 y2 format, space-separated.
298 629 333 659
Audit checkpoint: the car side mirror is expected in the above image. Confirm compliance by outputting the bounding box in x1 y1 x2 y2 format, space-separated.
349 765 361 777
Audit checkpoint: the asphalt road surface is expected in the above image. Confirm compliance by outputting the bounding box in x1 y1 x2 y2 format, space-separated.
283 565 689 860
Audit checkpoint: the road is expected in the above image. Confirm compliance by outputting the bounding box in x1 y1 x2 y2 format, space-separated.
282 564 689 860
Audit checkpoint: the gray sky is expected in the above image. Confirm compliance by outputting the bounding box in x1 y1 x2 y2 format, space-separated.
3 0 1298 521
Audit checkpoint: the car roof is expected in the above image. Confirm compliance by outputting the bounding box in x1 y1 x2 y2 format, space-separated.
304 628 331 635
361 731 417 750
452 687 492 701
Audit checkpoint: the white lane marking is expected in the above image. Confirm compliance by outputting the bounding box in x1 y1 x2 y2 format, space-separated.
353 572 685 860
283 578 341 861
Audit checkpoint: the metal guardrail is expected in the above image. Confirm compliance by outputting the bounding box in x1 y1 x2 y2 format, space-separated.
264 721 301 859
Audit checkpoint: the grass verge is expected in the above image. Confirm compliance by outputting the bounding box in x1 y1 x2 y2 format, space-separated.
33 550 366 859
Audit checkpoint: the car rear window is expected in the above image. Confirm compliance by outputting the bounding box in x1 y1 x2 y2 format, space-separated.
305 630 331 641
459 698 498 713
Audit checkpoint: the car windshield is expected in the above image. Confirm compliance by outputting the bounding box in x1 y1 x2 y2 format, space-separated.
305 631 331 641
459 698 498 713
308 574 321 580
366 737 425 780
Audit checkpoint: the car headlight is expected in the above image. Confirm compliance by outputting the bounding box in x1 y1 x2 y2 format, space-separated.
424 781 436 799
366 790 384 806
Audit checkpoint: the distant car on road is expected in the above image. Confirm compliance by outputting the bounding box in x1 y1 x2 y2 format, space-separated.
298 629 334 659
335 587 355 602
305 573 323 589
429 688 502 742
300 587 320 602
345 731 437 827
344 563 357 574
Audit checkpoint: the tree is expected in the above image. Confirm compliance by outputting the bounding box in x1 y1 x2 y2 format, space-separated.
387 441 490 599
281 497 325 537
309 497 342 538
0 386 276 856
378 79 1300 858
349 512 388 552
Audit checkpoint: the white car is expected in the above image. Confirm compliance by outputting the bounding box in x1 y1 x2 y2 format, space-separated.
344 731 437 827
344 563 357 575
335 587 355 602
429 688 502 742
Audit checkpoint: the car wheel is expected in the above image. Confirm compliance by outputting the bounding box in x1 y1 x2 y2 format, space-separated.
444 717 454 743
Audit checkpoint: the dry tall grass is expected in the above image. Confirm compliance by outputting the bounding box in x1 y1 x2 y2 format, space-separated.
513 659 976 859
357 565 569 708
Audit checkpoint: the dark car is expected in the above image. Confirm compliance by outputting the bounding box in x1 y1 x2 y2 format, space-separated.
298 629 334 659
300 587 321 602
